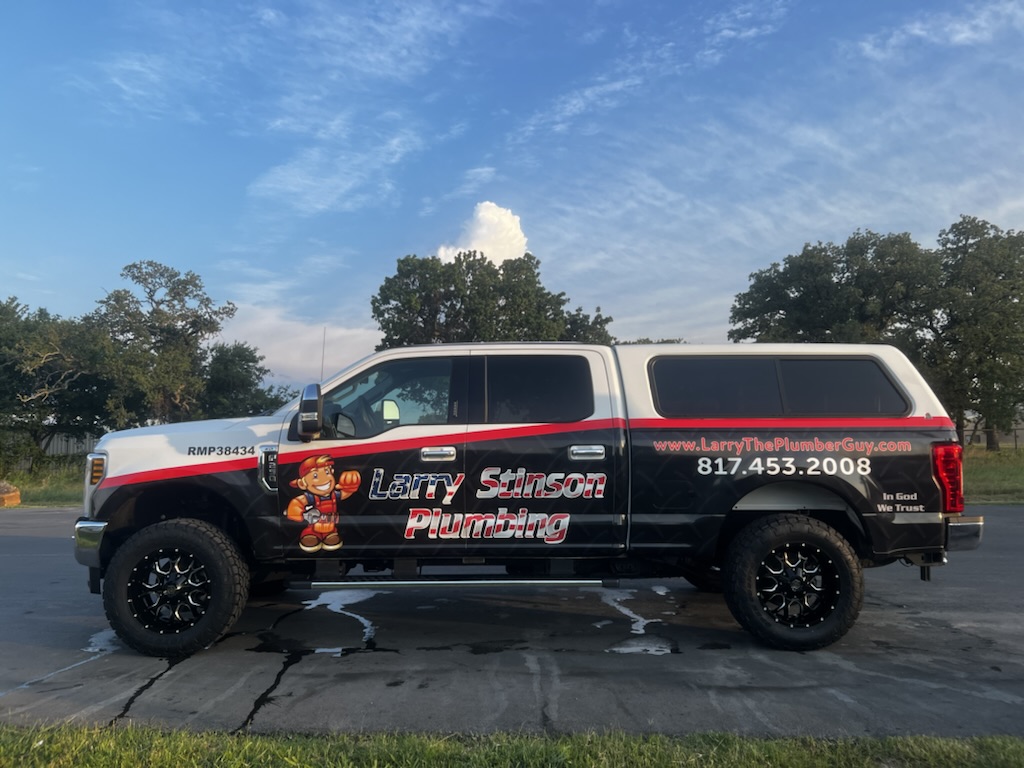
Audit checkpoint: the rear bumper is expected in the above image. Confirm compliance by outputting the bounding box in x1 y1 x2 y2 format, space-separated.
74 518 108 568
946 515 983 552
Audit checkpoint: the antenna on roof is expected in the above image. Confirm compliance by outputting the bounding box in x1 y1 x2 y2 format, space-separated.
320 326 326 381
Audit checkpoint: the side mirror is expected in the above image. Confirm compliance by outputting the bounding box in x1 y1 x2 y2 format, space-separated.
297 383 322 442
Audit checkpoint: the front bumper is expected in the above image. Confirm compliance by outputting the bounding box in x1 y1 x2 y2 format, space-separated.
946 515 983 552
74 518 108 568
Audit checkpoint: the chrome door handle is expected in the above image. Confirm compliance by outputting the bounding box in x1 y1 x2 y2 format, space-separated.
421 446 457 462
569 445 605 460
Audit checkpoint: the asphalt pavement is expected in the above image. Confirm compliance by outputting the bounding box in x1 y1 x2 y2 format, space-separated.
0 506 1020 736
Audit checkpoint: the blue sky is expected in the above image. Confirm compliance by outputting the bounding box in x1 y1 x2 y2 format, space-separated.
2 1 1023 385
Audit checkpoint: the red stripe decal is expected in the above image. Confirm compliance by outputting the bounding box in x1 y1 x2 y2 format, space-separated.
279 419 627 468
628 416 956 430
100 456 258 490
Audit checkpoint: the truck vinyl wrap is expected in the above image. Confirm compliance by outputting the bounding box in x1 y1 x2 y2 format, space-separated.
75 343 982 656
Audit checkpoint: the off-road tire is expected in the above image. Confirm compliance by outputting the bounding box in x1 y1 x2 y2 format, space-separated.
723 514 863 651
102 519 250 658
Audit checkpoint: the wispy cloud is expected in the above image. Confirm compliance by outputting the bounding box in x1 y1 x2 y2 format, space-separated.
512 1 792 146
697 0 790 65
75 50 205 122
515 77 644 142
72 3 491 139
420 166 497 215
858 0 1024 61
247 129 424 215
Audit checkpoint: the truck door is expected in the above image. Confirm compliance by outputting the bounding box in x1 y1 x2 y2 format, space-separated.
461 351 627 556
276 354 470 557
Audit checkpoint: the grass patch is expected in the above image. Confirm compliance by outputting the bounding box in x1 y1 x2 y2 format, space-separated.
963 445 1024 503
0 726 1022 768
4 461 83 507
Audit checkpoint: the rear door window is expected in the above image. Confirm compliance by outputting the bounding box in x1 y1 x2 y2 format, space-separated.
485 354 594 423
779 358 908 416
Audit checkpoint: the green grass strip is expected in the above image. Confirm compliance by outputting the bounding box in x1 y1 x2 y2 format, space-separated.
1 726 1022 768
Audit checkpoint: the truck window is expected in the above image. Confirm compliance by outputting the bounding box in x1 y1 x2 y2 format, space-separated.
650 355 910 418
323 357 464 437
485 355 594 423
779 358 909 416
650 357 783 417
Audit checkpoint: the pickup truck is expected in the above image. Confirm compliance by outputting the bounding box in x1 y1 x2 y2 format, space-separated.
74 342 982 657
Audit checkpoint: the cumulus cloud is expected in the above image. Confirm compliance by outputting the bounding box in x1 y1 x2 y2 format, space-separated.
437 201 528 264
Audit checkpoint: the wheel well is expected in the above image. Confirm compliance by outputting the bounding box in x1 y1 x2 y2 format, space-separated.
99 482 253 572
712 482 871 565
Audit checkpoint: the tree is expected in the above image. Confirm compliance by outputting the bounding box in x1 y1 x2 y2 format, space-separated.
2 262 293 464
0 298 43 472
201 342 295 418
371 251 613 349
728 231 939 343
728 218 1024 446
0 299 112 471
916 217 1024 447
12 312 112 444
92 260 237 426
0 298 34 427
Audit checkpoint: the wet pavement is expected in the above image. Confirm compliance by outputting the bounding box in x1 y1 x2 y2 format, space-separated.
1 506 1020 736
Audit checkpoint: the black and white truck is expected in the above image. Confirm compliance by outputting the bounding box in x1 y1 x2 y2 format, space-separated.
74 343 982 657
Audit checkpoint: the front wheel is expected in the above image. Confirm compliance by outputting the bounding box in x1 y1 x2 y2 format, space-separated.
723 514 863 651
102 519 250 658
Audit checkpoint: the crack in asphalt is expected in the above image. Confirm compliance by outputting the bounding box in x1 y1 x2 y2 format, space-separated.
234 650 309 734
108 658 183 727
230 591 394 731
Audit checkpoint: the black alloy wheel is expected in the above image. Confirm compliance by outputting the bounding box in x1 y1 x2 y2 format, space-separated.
103 519 250 657
723 514 863 651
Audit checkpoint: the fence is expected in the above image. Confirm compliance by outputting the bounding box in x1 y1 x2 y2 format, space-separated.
42 432 100 456
1 429 101 474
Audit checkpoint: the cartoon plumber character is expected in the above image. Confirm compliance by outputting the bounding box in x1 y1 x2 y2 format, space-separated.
285 455 361 553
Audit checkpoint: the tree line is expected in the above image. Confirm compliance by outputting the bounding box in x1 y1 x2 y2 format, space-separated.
0 261 292 472
3 214 1019 472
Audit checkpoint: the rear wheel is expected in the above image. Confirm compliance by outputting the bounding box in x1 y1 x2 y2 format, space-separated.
102 519 250 658
723 514 863 651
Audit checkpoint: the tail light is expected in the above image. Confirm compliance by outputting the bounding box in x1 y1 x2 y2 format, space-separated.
933 443 964 514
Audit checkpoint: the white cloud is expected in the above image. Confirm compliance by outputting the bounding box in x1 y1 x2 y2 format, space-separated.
219 304 379 385
437 201 528 264
515 77 643 143
87 50 205 122
858 0 1024 61
698 1 790 65
420 166 496 215
247 129 424 215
